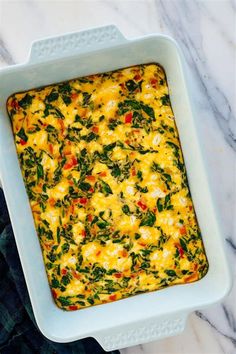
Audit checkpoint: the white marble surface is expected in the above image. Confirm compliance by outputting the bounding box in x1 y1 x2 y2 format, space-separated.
0 1 235 353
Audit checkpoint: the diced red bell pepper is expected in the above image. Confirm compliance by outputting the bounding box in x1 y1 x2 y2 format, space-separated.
49 143 53 154
79 197 88 205
72 270 81 280
92 126 99 133
134 74 141 81
114 273 122 278
175 243 184 258
71 93 78 100
125 112 133 124
86 175 95 182
49 198 55 207
11 99 20 110
131 167 136 176
109 294 117 301
51 289 57 299
178 247 184 258
150 78 158 86
59 119 65 133
69 305 78 311
64 156 77 170
20 139 27 146
87 214 93 222
180 226 187 235
99 171 107 177
137 201 147 210
122 250 128 257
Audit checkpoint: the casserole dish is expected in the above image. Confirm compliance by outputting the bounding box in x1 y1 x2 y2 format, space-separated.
0 25 232 350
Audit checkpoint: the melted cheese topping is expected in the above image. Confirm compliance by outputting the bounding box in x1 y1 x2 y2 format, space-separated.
7 64 208 311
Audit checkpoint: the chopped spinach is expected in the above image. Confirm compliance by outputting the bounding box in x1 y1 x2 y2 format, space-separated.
17 127 28 142
160 94 170 106
125 79 142 92
46 91 59 102
37 164 44 180
99 180 113 196
156 194 173 212
165 269 176 277
140 211 156 227
135 184 148 193
58 296 72 306
79 182 91 191
61 243 70 254
18 94 34 109
122 204 130 215
82 92 92 106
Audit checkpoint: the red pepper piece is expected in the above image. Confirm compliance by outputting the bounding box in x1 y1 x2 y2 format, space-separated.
114 273 122 278
51 289 57 299
99 171 107 177
131 167 136 176
92 126 99 133
87 214 93 222
109 294 117 301
176 244 184 258
180 226 187 235
11 99 20 110
86 175 95 182
59 119 65 133
79 197 88 205
134 74 141 81
69 305 78 311
71 93 78 100
20 139 27 146
150 78 158 87
137 201 147 210
125 112 133 124
49 198 55 207
49 143 53 154
122 250 128 257
64 156 77 170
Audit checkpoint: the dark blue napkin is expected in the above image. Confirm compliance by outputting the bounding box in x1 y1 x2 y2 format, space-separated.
0 188 119 354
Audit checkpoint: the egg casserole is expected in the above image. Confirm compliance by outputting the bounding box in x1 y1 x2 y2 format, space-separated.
7 64 208 311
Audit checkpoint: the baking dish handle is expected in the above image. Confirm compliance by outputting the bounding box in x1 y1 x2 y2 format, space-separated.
95 313 188 351
29 25 127 64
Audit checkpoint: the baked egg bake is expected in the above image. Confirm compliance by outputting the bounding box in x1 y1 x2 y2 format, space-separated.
7 63 208 311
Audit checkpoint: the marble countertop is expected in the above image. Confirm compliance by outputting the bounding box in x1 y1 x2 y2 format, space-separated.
0 1 235 353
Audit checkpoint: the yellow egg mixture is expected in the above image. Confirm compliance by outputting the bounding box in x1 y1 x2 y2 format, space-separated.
7 64 208 310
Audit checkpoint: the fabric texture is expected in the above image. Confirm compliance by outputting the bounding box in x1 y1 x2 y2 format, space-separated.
0 188 119 354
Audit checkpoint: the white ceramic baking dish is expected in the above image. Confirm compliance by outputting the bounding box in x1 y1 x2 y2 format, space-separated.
0 25 232 351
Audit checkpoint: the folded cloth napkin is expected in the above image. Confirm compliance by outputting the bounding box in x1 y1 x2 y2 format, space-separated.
0 188 119 354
